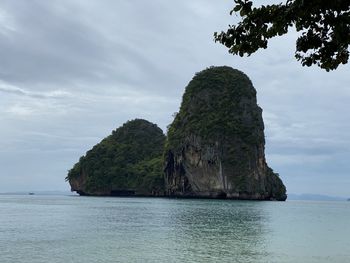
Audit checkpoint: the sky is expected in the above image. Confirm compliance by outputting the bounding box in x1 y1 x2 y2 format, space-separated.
0 0 349 197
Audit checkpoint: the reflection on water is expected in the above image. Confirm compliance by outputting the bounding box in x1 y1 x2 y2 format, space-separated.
165 200 270 262
0 196 349 263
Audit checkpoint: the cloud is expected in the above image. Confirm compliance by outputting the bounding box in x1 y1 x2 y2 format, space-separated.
0 0 349 196
0 8 16 35
0 81 71 99
267 153 332 166
6 104 34 116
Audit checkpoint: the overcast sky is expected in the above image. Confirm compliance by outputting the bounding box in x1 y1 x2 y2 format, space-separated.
0 0 349 197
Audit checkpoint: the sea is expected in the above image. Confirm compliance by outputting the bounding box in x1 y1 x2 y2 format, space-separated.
0 195 349 263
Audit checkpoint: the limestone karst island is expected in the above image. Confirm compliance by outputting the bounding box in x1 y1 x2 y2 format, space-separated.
66 66 287 201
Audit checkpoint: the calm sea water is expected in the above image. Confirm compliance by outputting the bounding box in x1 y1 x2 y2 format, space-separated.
0 195 349 263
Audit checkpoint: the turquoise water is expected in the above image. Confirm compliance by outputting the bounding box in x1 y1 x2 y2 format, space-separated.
0 196 349 263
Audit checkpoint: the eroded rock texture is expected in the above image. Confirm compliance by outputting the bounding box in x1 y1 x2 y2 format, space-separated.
165 66 287 200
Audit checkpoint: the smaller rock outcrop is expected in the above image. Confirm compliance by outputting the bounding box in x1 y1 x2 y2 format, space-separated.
66 119 166 196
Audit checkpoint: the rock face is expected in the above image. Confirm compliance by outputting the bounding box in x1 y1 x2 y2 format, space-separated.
165 66 287 201
67 119 166 196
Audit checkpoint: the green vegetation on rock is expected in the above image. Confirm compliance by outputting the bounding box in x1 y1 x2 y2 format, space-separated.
165 66 287 201
167 66 263 159
66 66 287 201
66 119 166 196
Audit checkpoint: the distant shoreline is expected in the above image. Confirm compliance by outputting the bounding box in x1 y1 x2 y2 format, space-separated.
0 192 348 201
0 191 76 196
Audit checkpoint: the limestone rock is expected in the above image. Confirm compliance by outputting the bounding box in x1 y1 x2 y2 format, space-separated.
164 66 287 200
67 119 166 196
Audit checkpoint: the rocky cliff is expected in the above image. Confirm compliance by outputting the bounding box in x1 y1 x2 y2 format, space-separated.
165 66 287 201
67 119 166 196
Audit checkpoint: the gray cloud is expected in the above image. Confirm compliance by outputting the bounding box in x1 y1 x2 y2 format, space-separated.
0 82 71 99
0 0 349 197
0 1 159 91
